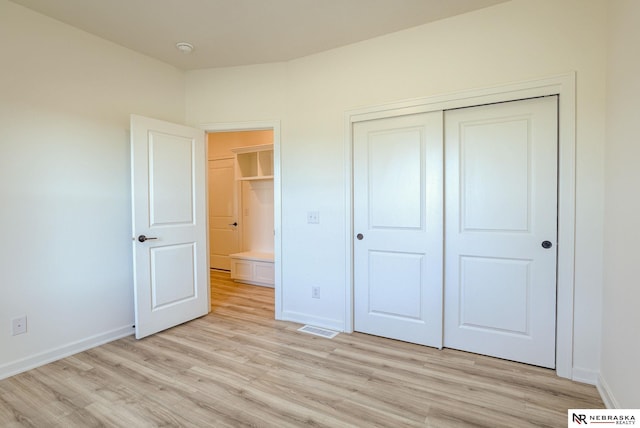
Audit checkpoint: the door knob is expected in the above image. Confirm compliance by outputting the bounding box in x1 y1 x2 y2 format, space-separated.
138 235 158 242
229 222 238 227
356 233 364 240
541 240 553 249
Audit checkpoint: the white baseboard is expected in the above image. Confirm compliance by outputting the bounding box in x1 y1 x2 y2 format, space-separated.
597 374 620 409
572 367 599 385
0 325 134 380
280 310 344 332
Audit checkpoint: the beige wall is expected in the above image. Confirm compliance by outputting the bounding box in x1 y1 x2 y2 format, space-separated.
601 0 640 409
186 0 607 383
207 130 273 159
0 0 185 377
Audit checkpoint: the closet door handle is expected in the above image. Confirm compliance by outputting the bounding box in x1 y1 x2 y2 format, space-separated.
137 235 158 242
229 222 238 227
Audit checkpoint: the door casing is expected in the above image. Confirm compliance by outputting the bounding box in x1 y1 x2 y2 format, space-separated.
345 73 576 379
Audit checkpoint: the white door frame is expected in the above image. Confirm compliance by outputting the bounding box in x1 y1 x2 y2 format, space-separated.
200 120 282 319
344 73 576 379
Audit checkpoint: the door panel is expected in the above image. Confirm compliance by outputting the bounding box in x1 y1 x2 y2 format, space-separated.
208 158 239 270
150 243 196 308
444 97 558 368
460 119 530 231
459 256 530 334
354 111 443 348
149 132 195 225
369 251 424 320
369 130 423 229
131 115 209 339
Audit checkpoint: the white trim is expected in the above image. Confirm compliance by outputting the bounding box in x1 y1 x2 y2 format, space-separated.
572 367 599 385
344 113 354 334
200 120 283 320
0 325 134 380
200 120 276 132
344 72 576 380
597 374 620 409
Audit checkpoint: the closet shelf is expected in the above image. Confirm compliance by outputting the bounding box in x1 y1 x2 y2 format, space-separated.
231 144 274 181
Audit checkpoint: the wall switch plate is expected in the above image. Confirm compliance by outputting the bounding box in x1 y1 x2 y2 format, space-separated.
307 211 320 224
11 316 27 336
312 286 320 299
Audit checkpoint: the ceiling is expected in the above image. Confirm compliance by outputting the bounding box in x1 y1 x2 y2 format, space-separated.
10 0 508 70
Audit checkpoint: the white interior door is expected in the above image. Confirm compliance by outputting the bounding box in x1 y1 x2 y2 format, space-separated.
353 111 444 348
209 158 239 270
131 115 209 339
444 97 558 368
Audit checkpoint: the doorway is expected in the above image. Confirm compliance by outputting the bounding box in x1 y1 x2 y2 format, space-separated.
207 130 274 272
131 117 282 339
202 120 282 320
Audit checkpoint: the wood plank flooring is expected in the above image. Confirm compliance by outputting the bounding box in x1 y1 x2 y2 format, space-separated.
0 271 603 427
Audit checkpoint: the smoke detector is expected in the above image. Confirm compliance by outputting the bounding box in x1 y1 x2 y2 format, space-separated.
175 42 194 54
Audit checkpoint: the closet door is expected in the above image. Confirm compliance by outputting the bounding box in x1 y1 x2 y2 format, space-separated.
353 111 444 348
444 97 558 368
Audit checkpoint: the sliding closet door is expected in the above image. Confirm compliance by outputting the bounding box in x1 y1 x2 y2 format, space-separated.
443 97 558 368
353 111 444 348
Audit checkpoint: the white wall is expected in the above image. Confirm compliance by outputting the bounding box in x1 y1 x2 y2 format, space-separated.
242 181 275 253
0 0 185 378
600 0 640 409
186 0 607 380
186 63 287 124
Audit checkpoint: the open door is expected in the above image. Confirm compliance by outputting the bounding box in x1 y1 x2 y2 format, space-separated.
131 115 209 339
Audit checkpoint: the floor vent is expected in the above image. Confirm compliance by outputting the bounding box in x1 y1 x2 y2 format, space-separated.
297 325 339 339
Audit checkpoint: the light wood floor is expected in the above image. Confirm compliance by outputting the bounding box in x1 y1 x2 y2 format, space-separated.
0 271 603 427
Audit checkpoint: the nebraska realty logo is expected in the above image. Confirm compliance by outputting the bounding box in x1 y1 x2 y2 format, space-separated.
569 409 638 426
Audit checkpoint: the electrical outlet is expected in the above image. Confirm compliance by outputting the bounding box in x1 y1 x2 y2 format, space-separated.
11 316 27 336
312 286 320 299
307 211 320 224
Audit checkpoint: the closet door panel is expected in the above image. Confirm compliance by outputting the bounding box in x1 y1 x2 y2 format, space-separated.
444 96 558 368
353 111 444 348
